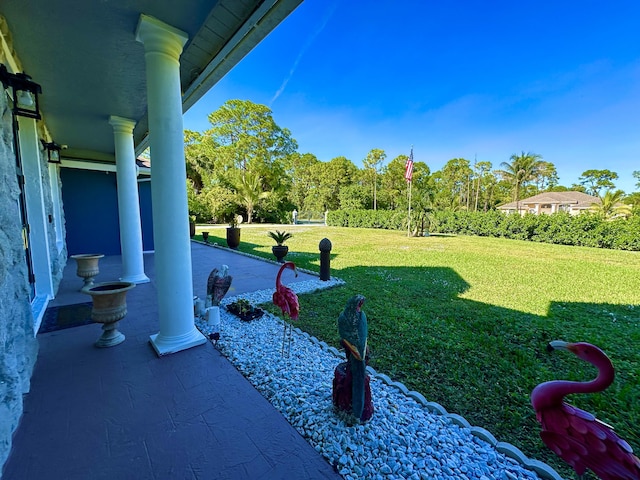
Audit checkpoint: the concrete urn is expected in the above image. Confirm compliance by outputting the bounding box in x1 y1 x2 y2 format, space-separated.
71 253 104 290
83 281 135 347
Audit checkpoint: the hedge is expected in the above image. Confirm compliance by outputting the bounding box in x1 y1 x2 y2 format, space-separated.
326 209 640 251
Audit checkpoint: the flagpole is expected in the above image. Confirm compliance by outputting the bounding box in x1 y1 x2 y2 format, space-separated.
407 179 412 237
406 145 414 237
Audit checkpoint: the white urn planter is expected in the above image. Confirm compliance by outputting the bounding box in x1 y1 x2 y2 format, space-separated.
71 253 104 290
83 281 135 348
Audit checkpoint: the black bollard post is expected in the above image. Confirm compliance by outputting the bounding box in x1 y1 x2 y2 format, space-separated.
319 238 332 281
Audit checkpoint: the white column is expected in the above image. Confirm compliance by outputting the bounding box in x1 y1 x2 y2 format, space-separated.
108 115 150 284
136 15 205 355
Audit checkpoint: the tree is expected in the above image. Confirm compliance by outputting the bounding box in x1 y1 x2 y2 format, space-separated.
362 149 386 210
546 185 570 192
379 155 412 210
186 100 297 222
579 169 619 196
473 161 493 211
496 151 544 206
205 99 297 187
232 171 269 224
184 129 219 192
535 161 559 191
432 158 472 210
339 184 370 210
307 156 359 212
633 170 640 190
623 191 640 212
591 189 632 220
408 162 433 235
284 152 319 210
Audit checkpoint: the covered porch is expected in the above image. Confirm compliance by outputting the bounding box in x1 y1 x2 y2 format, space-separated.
0 0 306 471
3 243 338 479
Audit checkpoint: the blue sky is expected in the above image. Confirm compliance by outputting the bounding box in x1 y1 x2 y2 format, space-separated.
183 0 640 193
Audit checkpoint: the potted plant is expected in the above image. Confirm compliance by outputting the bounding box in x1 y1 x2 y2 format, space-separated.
226 299 264 321
189 215 196 238
268 230 293 263
226 214 241 250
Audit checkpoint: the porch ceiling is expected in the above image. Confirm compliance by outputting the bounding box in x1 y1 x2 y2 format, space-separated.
1 0 301 162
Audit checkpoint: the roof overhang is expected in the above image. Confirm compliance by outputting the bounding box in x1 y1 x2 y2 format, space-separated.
1 0 302 163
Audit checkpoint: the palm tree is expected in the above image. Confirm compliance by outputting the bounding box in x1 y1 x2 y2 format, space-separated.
591 189 632 220
496 152 544 210
233 172 269 223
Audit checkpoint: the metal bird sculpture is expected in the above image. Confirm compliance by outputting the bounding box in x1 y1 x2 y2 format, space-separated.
273 261 299 356
336 294 371 421
531 340 640 480
207 265 232 306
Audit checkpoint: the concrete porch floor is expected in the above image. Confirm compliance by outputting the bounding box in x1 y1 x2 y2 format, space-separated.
3 243 340 479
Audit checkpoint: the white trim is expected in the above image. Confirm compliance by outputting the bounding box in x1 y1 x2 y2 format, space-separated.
60 158 150 177
31 294 49 336
48 162 64 253
180 1 276 112
0 28 21 73
18 117 54 305
61 158 117 172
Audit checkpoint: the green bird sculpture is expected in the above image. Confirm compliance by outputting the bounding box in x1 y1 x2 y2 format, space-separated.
335 294 372 421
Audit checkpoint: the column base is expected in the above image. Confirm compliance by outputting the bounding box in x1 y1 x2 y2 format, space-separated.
149 327 206 356
120 273 151 284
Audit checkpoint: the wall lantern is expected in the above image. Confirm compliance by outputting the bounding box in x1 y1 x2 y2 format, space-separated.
41 140 62 164
0 64 42 119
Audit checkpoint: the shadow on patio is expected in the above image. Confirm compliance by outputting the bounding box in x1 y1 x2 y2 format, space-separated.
3 243 339 480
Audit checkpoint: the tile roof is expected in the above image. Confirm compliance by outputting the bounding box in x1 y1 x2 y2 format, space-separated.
498 191 600 210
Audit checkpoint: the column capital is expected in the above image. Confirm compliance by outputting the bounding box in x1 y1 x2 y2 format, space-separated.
135 14 188 61
108 115 136 134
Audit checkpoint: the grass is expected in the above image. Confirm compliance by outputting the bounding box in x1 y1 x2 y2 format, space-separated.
195 226 640 478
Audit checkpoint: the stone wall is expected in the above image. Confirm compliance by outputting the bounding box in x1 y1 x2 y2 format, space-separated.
0 89 39 470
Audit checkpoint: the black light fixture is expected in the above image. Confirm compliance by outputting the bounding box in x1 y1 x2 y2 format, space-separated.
0 64 42 119
41 140 62 164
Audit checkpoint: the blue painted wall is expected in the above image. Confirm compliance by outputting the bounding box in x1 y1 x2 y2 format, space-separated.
139 180 154 251
61 168 154 255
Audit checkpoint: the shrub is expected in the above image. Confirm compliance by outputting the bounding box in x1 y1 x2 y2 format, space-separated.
329 208 640 251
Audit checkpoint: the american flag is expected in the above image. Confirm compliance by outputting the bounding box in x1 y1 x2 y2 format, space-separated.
404 148 414 182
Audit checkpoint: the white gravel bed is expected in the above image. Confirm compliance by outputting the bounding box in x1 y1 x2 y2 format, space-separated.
195 279 562 480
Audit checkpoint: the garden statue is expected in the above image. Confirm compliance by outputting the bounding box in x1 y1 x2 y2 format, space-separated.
531 340 640 479
207 265 232 306
206 265 232 340
273 261 299 356
333 294 373 422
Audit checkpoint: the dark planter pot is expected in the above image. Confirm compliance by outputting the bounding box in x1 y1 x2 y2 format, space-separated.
226 227 241 249
189 222 196 238
272 245 289 263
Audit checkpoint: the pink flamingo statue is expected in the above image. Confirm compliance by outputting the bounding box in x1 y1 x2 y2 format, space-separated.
273 261 299 356
531 340 640 479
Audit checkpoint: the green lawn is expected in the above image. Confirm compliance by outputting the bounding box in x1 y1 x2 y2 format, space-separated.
196 226 640 478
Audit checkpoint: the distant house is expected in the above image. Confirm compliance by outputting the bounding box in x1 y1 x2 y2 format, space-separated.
497 191 601 216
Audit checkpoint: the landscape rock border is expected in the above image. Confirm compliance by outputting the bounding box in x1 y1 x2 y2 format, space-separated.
193 240 563 479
